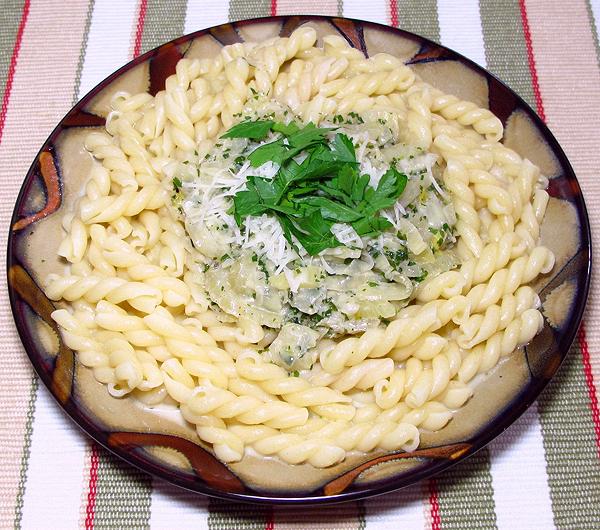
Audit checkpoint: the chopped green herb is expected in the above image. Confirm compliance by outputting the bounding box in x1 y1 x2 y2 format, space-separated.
222 119 408 255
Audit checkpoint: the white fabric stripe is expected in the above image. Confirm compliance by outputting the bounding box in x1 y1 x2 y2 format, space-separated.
437 0 486 67
590 0 600 37
343 0 389 25
184 0 230 34
20 386 88 530
149 479 209 529
489 404 555 530
19 2 139 528
365 485 426 529
77 0 138 97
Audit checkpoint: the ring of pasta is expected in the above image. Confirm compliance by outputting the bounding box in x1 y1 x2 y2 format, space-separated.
46 26 554 468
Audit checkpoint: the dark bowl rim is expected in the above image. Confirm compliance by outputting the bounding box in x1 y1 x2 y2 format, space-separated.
6 14 592 505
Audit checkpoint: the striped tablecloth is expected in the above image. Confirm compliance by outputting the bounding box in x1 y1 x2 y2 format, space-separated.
0 1 598 528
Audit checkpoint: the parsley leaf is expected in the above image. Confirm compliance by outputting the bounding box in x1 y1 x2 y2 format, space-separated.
295 196 362 223
221 120 275 139
286 122 331 149
280 211 341 255
362 168 408 214
248 139 286 167
352 216 393 237
272 122 300 136
330 133 356 163
231 187 268 224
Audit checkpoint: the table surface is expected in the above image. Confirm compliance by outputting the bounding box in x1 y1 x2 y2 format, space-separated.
1 0 599 528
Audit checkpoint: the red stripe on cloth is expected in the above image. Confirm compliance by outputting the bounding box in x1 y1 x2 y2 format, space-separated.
428 478 441 530
271 0 277 17
579 325 600 457
133 0 148 58
84 444 100 530
518 0 546 120
390 0 398 27
265 506 275 530
0 0 30 145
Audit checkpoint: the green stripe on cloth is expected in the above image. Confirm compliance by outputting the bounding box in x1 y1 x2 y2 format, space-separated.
12 378 38 530
478 0 535 105
72 0 96 104
139 0 189 54
585 0 600 65
396 0 440 42
435 448 497 530
92 449 152 529
537 342 600 529
208 499 268 530
0 0 26 107
229 0 271 20
357 500 366 530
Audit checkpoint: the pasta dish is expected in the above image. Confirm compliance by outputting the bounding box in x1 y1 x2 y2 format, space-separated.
46 27 554 468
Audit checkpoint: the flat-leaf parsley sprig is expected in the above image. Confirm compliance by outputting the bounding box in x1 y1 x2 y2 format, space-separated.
221 119 408 255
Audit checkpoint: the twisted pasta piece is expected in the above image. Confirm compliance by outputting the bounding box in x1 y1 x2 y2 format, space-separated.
374 343 466 410
430 89 503 141
320 67 415 99
469 168 514 216
441 157 482 257
416 232 528 303
180 409 245 463
378 401 454 431
405 87 433 149
507 159 539 223
206 317 264 345
45 274 162 314
184 384 308 429
85 132 138 189
57 214 88 264
458 285 539 348
78 185 167 224
514 189 549 250
465 246 554 313
322 35 366 61
458 308 544 383
319 296 469 374
247 27 318 83
250 420 419 467
307 358 395 393
235 351 352 407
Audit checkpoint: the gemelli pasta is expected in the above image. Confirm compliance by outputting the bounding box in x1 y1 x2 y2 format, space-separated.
46 27 554 468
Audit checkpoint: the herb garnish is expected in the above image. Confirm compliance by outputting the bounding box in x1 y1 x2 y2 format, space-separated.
221 119 408 255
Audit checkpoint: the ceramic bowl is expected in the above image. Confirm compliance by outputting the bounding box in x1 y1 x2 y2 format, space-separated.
7 15 591 504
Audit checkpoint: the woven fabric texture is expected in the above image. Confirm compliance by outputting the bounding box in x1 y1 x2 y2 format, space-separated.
0 1 598 528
